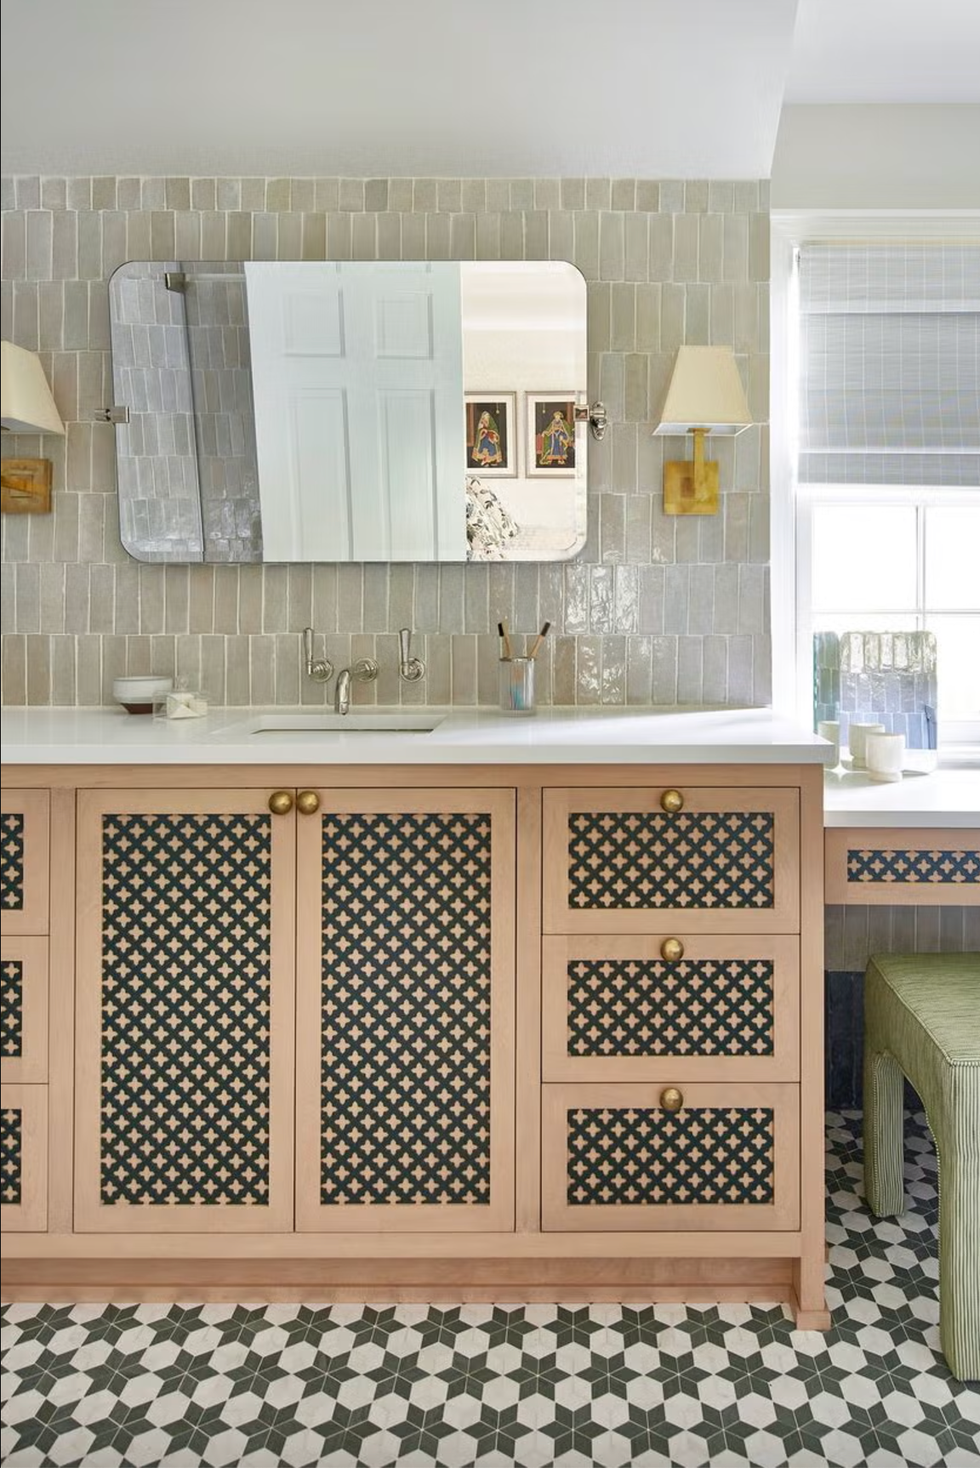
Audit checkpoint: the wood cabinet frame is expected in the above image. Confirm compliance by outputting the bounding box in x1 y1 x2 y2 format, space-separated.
542 1081 800 1233
542 934 800 1083
73 789 296 1233
1 790 50 937
294 787 516 1233
1 1083 47 1232
1 937 49 1084
543 785 801 935
825 826 980 906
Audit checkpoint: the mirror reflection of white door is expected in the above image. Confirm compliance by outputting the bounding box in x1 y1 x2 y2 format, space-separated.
246 262 466 561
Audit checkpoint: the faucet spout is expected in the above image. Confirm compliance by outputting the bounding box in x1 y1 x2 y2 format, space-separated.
334 667 352 715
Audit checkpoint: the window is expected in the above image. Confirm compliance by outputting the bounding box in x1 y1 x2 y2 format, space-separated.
790 239 980 746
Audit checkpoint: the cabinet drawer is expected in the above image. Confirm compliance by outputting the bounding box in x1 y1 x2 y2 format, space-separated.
543 787 800 935
1 937 48 1083
1 1083 47 1231
825 826 980 907
1 791 50 937
542 935 799 1083
542 1082 798 1232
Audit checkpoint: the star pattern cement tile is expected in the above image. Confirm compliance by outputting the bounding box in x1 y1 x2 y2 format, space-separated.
2 1112 979 1467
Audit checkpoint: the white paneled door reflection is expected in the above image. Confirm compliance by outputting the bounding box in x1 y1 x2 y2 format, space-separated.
246 262 466 561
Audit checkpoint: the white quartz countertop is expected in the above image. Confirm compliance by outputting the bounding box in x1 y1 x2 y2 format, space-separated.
1 705 832 767
822 755 980 828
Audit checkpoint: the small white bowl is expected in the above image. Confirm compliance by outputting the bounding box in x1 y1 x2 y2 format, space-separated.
113 676 174 714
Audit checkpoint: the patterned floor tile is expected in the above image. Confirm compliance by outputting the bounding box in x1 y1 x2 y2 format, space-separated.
2 1113 979 1466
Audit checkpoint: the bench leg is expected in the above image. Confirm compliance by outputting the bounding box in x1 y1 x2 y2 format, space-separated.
863 1049 906 1217
938 1135 980 1382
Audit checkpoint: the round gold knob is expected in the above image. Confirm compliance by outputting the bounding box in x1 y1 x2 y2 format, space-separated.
660 789 684 814
296 789 320 816
660 937 684 962
268 790 294 816
660 1086 684 1113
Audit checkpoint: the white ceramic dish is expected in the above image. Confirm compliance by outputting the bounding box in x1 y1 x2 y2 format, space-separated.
112 676 173 714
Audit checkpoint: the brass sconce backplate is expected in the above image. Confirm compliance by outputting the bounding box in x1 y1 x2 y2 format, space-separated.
1 458 53 514
663 458 719 515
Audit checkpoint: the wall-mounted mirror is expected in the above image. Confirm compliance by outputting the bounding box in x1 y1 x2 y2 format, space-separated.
108 260 589 564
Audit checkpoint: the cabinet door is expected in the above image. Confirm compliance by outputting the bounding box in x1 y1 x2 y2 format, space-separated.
1 791 50 937
74 791 295 1232
542 1082 799 1232
1 1083 47 1231
2 937 49 1083
542 935 799 1083
296 789 516 1232
543 787 800 935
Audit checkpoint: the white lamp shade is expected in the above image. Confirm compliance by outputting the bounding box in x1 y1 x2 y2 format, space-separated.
1 341 65 435
652 345 751 436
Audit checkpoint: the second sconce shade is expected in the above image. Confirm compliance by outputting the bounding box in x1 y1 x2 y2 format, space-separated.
652 346 752 515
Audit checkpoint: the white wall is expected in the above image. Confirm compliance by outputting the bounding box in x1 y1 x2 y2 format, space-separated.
771 105 980 210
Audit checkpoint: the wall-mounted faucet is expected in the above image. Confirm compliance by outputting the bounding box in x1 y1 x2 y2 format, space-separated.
335 657 379 714
398 627 425 683
303 627 333 684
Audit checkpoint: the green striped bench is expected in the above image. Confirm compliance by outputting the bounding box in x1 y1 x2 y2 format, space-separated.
864 952 980 1381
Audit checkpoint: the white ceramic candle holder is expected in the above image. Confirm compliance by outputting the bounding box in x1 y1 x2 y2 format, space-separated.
848 721 885 768
866 731 906 783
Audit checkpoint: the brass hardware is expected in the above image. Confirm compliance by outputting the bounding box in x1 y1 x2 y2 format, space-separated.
267 790 294 815
1 458 53 514
664 428 720 516
660 937 684 962
296 790 320 816
660 789 684 814
660 1086 683 1113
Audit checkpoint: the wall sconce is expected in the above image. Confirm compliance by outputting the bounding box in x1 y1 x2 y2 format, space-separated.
1 340 66 514
652 346 751 515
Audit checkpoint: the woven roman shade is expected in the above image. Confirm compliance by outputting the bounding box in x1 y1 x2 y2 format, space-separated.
797 242 980 487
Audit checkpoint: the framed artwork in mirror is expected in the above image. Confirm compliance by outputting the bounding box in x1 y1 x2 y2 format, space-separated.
464 395 516 477
528 395 576 475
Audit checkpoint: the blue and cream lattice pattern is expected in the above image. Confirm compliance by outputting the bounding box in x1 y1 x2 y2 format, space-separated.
99 811 273 1206
1 811 25 910
567 1106 775 1207
566 957 774 1057
847 846 980 887
320 810 493 1206
567 811 775 910
1 1103 22 1204
1 958 24 1057
4 1116 980 1468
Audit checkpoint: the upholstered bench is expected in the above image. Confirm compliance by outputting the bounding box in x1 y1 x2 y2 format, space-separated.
863 952 980 1381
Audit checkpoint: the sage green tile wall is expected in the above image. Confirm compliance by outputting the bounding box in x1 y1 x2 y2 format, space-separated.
0 174 770 707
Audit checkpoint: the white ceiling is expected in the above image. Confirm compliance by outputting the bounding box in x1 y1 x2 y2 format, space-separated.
2 0 977 179
1 0 798 177
786 0 980 104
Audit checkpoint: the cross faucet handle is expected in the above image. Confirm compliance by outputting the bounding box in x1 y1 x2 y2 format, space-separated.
398 627 425 683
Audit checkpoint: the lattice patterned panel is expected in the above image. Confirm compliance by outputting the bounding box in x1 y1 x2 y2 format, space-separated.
99 812 273 1206
1 814 25 912
1 1105 22 1204
320 811 493 1206
567 958 775 1057
847 847 980 886
567 1106 775 1206
1 960 24 1058
567 812 775 910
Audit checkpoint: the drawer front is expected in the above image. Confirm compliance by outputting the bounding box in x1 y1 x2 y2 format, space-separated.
825 826 980 907
1 1083 47 1231
1 791 50 937
1 937 49 1083
542 935 799 1082
543 788 800 935
542 1082 799 1231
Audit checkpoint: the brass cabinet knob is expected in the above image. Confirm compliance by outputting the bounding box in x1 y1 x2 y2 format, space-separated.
268 790 294 815
296 789 320 816
660 789 684 814
660 1086 684 1113
660 937 685 962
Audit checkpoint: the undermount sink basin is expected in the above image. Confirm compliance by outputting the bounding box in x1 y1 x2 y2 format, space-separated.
247 712 444 735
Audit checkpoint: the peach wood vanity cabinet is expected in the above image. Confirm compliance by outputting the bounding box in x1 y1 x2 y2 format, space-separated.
1 762 827 1327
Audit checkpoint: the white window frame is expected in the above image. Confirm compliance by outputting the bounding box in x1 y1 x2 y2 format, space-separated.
770 210 980 751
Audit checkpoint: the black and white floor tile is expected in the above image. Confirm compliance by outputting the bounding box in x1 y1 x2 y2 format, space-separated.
2 1112 979 1467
